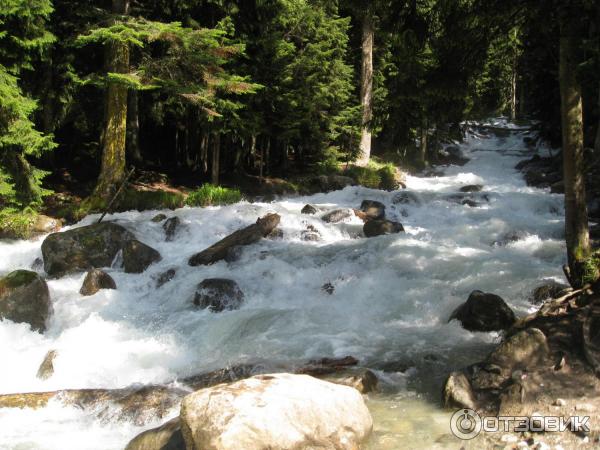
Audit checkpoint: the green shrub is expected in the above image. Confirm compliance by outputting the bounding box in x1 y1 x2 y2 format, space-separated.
0 208 37 239
377 164 399 191
582 251 600 285
117 189 185 211
185 184 242 207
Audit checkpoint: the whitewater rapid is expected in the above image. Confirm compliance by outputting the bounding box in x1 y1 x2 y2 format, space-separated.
0 121 567 449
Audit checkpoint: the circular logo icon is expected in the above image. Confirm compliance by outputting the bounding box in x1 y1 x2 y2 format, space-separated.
450 408 482 440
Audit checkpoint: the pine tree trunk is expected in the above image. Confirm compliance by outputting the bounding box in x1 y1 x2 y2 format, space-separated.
211 133 221 185
126 89 142 164
595 80 600 154
356 15 374 167
2 150 41 206
419 118 428 166
559 17 591 287
510 55 517 121
92 0 130 199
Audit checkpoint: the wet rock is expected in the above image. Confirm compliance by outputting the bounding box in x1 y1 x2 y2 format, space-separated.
442 371 478 410
79 269 116 296
524 170 561 188
189 214 280 266
439 145 469 166
313 175 355 192
393 191 421 205
460 184 483 193
321 282 334 295
301 204 318 215
180 373 373 450
523 136 537 148
449 290 517 332
363 219 404 238
123 240 162 274
32 215 61 234
155 269 176 288
30 257 43 270
36 350 57 380
529 281 570 305
163 217 181 242
266 228 283 240
321 208 353 223
551 180 565 194
461 199 480 207
125 417 184 450
193 278 244 312
41 222 135 277
301 225 321 241
360 200 385 220
0 270 51 332
151 213 167 223
322 369 378 394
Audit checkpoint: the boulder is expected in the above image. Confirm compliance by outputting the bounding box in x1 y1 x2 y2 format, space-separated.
529 281 570 305
301 204 318 215
156 269 177 288
179 373 373 450
321 209 353 223
79 269 117 296
123 240 162 274
32 215 62 234
487 328 550 374
125 417 184 450
360 200 385 220
36 350 57 380
163 217 181 242
363 219 404 237
0 270 51 332
459 184 483 193
449 290 516 332
189 214 280 266
314 175 355 192
193 279 244 312
442 371 478 410
41 222 135 277
151 214 168 223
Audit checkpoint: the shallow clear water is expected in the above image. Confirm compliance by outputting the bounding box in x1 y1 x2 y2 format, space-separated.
0 121 567 449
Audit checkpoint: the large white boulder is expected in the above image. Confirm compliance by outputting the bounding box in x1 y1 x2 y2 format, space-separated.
180 373 373 450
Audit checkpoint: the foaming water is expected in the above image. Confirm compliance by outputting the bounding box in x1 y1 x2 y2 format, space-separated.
0 123 566 449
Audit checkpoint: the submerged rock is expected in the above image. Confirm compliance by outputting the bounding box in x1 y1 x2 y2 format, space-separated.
363 219 404 237
449 290 516 332
36 350 57 380
125 417 184 450
301 204 318 215
392 191 421 205
530 281 570 305
163 217 181 242
123 240 162 274
151 213 168 223
459 184 483 193
180 373 373 450
79 269 116 296
188 214 280 266
155 269 177 288
41 222 134 277
193 278 245 312
0 270 51 332
360 200 385 220
301 224 321 241
321 208 353 223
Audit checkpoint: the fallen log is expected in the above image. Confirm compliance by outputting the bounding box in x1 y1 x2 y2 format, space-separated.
188 213 280 266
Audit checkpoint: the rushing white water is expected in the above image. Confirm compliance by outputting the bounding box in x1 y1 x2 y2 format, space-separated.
0 122 567 449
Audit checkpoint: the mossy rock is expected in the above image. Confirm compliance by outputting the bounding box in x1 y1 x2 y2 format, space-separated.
41 222 135 277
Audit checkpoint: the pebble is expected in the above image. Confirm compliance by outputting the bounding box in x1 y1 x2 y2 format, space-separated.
553 398 566 406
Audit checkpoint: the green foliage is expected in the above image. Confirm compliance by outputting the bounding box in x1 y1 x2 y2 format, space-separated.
185 184 242 207
582 251 600 285
346 165 382 189
0 207 37 239
116 189 186 211
377 164 398 191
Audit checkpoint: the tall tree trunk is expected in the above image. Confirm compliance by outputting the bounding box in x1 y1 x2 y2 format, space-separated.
595 80 600 154
356 14 374 166
419 118 428 166
510 54 517 121
92 0 130 199
2 150 41 206
559 16 591 287
211 133 221 185
126 89 142 164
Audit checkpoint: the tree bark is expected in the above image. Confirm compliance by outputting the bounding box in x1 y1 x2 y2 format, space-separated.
211 133 221 185
510 53 517 121
356 14 374 167
92 0 130 199
126 89 142 164
595 80 600 154
419 118 428 166
559 16 591 287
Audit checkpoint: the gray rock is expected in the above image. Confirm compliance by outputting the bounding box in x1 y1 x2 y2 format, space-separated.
392 191 421 205
151 214 168 223
363 220 404 238
79 269 116 296
460 184 483 193
36 350 57 380
41 223 135 277
123 240 162 274
529 281 570 305
193 279 244 312
155 269 176 288
442 371 478 410
125 417 184 450
0 270 51 332
163 217 181 242
449 290 516 332
301 204 318 215
32 215 61 234
360 200 385 220
322 209 353 223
